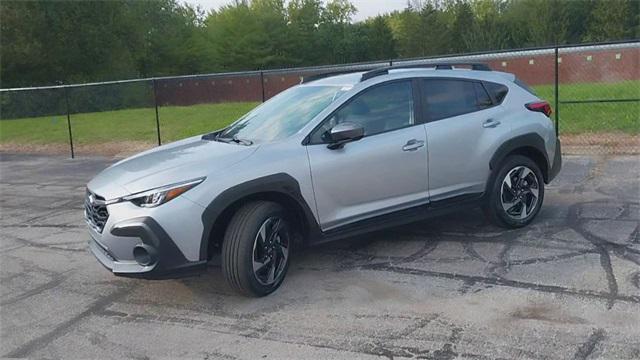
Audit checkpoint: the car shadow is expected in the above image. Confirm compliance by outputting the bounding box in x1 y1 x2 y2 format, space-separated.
173 206 510 300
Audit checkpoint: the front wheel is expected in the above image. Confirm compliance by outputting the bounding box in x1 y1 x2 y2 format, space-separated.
221 201 291 297
484 155 545 228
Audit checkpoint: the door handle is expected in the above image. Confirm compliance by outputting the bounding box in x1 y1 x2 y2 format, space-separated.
483 119 501 128
402 139 425 151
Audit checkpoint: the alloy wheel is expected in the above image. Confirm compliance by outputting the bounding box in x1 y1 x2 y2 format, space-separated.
500 166 540 220
252 217 290 286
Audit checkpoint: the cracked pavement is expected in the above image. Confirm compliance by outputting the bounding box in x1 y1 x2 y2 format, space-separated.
1 153 639 359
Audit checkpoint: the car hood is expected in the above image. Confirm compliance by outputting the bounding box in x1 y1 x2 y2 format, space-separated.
87 135 258 200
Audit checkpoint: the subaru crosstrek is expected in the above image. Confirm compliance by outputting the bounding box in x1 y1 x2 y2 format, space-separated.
85 63 561 297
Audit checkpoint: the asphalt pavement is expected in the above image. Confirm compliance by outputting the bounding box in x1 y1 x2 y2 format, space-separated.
1 153 639 359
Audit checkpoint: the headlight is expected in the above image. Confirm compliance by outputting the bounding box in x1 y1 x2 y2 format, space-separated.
121 178 205 208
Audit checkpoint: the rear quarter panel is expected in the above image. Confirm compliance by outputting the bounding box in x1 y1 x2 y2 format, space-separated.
501 84 557 166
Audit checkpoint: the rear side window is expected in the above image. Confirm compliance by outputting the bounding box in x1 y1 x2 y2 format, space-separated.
422 79 491 121
483 81 509 104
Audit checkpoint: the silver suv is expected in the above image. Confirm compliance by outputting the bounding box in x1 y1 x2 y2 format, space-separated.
85 63 561 297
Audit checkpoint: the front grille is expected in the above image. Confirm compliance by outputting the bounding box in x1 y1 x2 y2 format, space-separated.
84 190 109 233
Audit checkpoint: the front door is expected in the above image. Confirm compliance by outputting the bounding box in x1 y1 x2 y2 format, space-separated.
306 80 429 230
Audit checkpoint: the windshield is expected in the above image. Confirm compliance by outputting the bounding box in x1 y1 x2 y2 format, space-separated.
218 85 347 143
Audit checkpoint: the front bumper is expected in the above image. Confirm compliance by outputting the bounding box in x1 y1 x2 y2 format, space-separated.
88 216 206 279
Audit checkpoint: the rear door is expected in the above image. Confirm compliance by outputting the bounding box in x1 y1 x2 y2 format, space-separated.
306 79 429 230
421 78 511 201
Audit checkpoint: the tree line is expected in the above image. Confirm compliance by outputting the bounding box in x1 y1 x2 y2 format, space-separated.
1 0 638 88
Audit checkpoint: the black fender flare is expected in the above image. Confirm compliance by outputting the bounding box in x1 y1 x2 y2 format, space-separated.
489 133 550 183
198 173 319 261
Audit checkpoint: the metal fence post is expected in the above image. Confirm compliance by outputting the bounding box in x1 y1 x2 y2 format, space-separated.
64 86 75 159
554 47 559 135
152 79 161 146
260 71 265 102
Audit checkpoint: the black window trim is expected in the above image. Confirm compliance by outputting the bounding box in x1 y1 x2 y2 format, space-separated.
482 80 509 105
418 77 506 124
303 78 424 146
474 81 494 109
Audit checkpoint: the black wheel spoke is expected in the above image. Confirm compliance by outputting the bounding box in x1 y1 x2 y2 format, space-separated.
502 199 521 212
266 262 276 283
500 166 540 221
253 257 271 276
251 216 290 286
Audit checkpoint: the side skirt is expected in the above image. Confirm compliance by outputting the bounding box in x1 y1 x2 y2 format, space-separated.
308 193 483 246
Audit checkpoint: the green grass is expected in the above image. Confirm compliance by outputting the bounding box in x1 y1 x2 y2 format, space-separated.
532 80 639 134
0 80 638 146
0 102 259 145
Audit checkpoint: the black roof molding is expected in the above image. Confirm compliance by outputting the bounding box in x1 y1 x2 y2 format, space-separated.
360 62 491 82
301 69 379 84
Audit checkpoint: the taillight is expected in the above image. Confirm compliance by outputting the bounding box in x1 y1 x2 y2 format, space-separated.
525 101 552 117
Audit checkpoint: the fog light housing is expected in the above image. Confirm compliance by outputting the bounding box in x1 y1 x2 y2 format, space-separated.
133 245 157 266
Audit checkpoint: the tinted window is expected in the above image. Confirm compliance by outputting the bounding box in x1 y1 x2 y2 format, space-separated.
484 81 509 104
474 82 493 109
422 79 479 121
310 81 414 143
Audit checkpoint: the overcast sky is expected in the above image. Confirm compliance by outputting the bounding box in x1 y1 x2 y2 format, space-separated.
186 0 407 22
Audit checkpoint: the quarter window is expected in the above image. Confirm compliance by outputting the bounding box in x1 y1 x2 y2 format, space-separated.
310 81 414 143
474 82 493 109
484 81 509 103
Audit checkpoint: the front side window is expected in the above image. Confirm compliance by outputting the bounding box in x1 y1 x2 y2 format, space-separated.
310 81 414 143
218 85 346 143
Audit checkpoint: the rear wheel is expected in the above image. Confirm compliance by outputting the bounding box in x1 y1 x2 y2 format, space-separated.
484 155 544 228
222 201 291 297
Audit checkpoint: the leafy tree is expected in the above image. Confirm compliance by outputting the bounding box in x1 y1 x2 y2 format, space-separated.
323 0 357 23
470 0 510 51
451 1 475 52
1 1 140 86
526 0 568 46
584 0 639 41
0 0 205 87
287 0 323 65
564 0 596 44
1 0 637 89
364 16 397 60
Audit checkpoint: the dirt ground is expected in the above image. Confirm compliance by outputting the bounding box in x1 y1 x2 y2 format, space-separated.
1 132 638 157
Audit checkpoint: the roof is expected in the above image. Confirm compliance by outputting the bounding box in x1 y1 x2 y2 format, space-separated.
304 66 515 87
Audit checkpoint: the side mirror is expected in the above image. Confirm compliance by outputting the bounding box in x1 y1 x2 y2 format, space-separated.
327 122 364 150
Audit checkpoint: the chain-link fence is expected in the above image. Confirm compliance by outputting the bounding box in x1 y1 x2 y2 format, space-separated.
1 40 638 157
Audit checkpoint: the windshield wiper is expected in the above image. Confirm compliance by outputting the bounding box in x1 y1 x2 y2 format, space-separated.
231 136 253 146
216 135 253 146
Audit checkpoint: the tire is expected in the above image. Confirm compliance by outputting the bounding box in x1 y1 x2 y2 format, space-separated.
484 155 545 229
221 201 292 297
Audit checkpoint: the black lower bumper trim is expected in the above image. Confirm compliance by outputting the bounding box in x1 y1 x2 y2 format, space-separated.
113 261 207 280
107 217 207 279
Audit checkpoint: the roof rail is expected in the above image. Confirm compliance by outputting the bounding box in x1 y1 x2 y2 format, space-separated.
360 62 491 82
301 69 369 84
